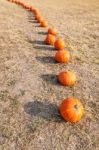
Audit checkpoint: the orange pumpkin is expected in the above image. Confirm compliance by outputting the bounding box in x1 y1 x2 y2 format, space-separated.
22 3 27 9
21 2 25 6
14 1 18 4
14 0 18 4
23 4 30 10
54 39 65 50
59 97 84 123
14 0 18 3
58 71 77 86
37 16 43 23
48 28 58 36
35 14 40 20
33 8 40 15
21 3 26 8
26 5 30 10
40 20 48 27
19 2 23 6
55 50 70 63
17 1 21 5
29 6 34 11
45 34 56 45
10 0 15 2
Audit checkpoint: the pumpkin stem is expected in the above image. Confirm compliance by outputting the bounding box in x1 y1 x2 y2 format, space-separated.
74 104 78 110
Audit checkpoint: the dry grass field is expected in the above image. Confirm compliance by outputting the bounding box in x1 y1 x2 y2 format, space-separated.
0 0 99 149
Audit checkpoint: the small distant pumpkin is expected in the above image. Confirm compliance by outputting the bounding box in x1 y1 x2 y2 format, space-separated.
48 28 58 36
19 2 23 6
59 97 84 123
11 0 14 2
12 0 15 2
55 50 70 63
45 34 56 45
33 8 40 15
40 20 48 27
14 0 19 4
29 6 34 11
15 1 19 5
18 1 22 5
22 3 27 9
58 71 77 86
37 16 44 23
54 39 65 50
24 5 30 10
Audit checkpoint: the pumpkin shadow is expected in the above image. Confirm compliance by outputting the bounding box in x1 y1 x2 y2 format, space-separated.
27 38 54 51
28 12 35 20
32 40 45 45
36 56 55 64
34 24 41 27
29 20 38 23
28 39 55 51
32 36 55 50
34 45 54 51
41 74 60 86
28 13 39 25
24 101 63 122
38 31 47 35
28 39 44 45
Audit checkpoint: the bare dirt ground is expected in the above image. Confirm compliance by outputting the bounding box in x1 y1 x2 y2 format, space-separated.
0 0 99 149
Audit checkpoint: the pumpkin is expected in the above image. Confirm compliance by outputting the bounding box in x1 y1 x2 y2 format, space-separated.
33 8 40 15
37 16 43 23
10 0 15 2
45 34 56 45
14 1 18 4
27 5 31 10
19 2 23 6
22 3 27 9
17 1 22 5
20 2 25 6
29 6 34 11
54 39 65 50
55 50 70 63
14 1 17 3
22 4 30 9
48 28 58 36
58 71 76 86
59 97 84 123
14 0 18 4
17 1 21 5
40 20 48 27
35 14 40 20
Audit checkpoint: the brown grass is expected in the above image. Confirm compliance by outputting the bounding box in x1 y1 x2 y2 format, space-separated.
0 0 99 149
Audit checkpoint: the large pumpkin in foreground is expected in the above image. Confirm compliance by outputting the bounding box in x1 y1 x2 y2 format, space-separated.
59 97 84 123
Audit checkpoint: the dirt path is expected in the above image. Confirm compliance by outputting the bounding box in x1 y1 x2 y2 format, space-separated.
0 0 99 149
